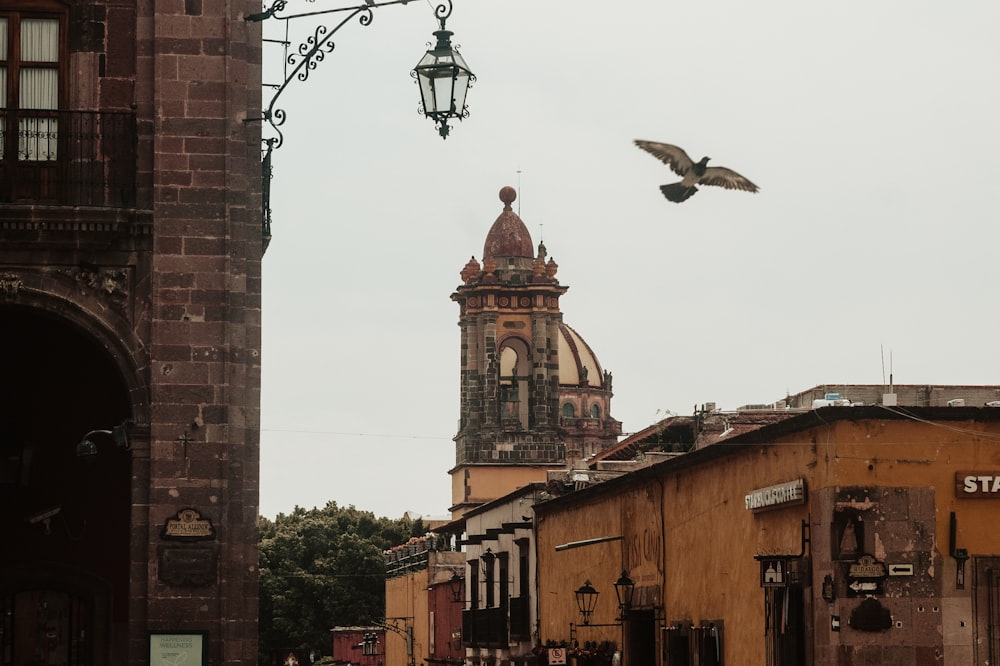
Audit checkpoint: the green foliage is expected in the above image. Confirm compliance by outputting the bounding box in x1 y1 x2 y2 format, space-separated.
258 502 426 663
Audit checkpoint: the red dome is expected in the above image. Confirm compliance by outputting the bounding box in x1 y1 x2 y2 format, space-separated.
483 186 533 259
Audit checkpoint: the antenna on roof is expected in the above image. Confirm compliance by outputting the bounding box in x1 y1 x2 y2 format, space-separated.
516 165 522 216
881 344 886 386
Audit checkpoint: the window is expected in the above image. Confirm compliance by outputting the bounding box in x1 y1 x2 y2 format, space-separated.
562 403 575 418
0 2 74 204
468 561 480 609
0 6 65 162
590 404 601 418
498 553 509 609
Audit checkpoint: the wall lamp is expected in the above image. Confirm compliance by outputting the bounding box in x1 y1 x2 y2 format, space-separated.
448 572 464 603
574 580 599 625
574 570 635 627
411 6 475 139
613 570 635 619
246 0 474 147
76 422 130 458
821 574 835 603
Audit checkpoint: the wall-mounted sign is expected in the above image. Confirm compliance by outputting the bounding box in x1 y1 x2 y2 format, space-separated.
846 554 886 597
548 647 567 665
848 554 887 579
745 478 806 513
956 472 1000 498
887 563 914 576
759 558 789 588
149 631 207 666
162 508 216 540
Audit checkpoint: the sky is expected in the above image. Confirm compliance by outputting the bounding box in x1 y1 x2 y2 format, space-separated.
258 0 1000 521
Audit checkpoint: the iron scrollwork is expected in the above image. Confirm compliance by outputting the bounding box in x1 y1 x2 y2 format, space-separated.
246 0 455 149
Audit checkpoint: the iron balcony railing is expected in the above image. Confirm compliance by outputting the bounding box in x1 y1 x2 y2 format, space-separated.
0 109 137 208
461 607 507 648
508 596 530 641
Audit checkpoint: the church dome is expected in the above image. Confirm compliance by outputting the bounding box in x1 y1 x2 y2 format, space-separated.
557 323 604 387
483 186 534 259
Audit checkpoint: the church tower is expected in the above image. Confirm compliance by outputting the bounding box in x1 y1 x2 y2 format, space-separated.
450 187 620 515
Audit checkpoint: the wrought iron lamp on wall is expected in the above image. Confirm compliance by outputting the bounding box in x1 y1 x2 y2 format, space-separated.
573 570 635 626
246 0 475 147
411 5 474 139
448 572 464 603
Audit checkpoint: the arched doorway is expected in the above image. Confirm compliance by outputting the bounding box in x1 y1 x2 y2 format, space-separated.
0 306 134 665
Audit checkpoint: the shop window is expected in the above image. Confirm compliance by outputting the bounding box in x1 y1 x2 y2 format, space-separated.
664 621 723 666
664 623 691 666
692 622 723 666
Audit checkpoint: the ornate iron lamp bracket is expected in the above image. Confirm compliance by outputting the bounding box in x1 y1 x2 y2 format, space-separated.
245 0 456 149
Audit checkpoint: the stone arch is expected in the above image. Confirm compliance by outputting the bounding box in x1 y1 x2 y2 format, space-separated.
496 334 531 429
0 290 146 664
0 279 149 427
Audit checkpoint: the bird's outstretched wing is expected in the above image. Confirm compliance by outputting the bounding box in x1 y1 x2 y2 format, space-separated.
634 140 696 177
699 166 758 193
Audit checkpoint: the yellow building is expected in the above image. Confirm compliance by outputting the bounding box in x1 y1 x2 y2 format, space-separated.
535 403 1000 665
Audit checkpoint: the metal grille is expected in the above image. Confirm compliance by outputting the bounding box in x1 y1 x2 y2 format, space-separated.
1 109 136 207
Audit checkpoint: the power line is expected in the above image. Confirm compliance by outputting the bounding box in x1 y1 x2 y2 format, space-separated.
261 428 452 441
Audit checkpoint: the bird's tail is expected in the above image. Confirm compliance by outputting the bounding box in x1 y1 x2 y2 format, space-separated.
660 183 698 203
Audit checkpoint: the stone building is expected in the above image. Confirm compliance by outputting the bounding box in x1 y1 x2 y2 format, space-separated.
450 186 621 516
0 1 263 664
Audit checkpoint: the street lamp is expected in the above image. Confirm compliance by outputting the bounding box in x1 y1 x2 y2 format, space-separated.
412 4 475 139
574 580 599 626
448 572 464 603
613 570 635 619
246 0 475 147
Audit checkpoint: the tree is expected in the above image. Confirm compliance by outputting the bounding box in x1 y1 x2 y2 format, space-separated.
259 502 425 663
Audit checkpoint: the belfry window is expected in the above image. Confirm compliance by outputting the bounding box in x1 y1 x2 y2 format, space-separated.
498 340 530 430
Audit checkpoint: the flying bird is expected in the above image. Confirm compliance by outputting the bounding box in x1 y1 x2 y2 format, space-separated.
634 140 758 203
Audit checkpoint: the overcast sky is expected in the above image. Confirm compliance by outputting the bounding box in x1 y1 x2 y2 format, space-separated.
258 0 1000 520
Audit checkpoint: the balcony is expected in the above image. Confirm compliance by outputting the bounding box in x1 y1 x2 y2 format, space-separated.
508 596 530 641
462 606 507 648
0 110 137 208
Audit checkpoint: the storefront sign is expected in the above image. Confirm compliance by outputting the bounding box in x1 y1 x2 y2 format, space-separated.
162 508 216 540
848 554 886 579
846 554 886 597
956 471 1000 497
149 631 207 666
759 558 789 587
745 478 806 513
